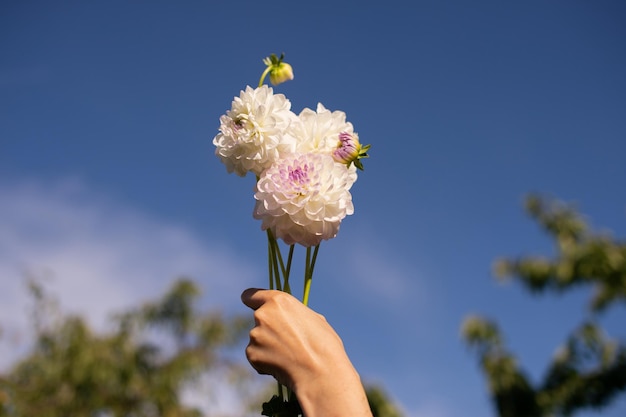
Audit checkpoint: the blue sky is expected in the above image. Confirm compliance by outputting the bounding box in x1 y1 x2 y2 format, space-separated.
1 1 625 416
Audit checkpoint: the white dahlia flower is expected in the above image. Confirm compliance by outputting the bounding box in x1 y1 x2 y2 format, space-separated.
253 153 357 247
291 103 354 155
213 85 297 177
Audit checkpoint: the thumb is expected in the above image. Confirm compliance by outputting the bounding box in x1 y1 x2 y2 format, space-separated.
241 288 271 310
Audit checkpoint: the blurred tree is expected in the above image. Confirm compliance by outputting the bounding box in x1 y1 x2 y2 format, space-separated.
366 385 405 417
0 278 252 417
462 195 626 417
0 278 406 417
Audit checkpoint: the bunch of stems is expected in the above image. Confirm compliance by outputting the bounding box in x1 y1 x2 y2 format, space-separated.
266 229 320 406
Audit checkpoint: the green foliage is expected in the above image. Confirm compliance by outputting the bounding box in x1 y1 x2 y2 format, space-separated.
0 277 407 417
0 278 252 417
260 394 301 417
462 195 626 417
462 317 543 417
366 385 405 417
494 195 626 310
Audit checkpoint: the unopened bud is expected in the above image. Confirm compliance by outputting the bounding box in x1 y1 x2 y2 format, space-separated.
333 132 370 170
260 53 294 86
269 62 294 85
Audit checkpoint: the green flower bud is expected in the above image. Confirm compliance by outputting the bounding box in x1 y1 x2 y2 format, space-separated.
269 61 294 85
259 53 294 87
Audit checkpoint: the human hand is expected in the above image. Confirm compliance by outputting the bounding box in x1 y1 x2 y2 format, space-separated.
241 288 373 417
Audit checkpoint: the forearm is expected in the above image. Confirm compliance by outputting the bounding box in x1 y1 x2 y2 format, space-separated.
294 354 373 417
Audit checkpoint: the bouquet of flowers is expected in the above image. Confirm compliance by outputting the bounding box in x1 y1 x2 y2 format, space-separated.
212 53 370 416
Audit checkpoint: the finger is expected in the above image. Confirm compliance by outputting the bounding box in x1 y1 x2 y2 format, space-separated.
241 288 269 310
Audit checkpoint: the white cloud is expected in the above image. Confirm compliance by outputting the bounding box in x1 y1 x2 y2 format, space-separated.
348 244 414 301
322 231 435 313
0 177 261 371
0 177 457 417
404 401 454 417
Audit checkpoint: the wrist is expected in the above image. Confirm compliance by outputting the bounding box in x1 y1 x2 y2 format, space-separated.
294 356 373 417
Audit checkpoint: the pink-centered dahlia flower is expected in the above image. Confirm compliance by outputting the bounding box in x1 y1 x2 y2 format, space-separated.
213 85 297 177
253 153 357 247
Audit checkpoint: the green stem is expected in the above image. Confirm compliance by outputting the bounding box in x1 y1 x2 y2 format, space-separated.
267 230 282 291
302 244 320 306
303 277 311 306
283 245 295 293
277 381 284 401
310 244 320 277
258 66 271 87
273 238 287 288
272 252 282 292
267 237 274 290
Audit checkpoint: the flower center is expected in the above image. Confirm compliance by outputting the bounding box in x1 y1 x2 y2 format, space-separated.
287 164 312 196
289 166 307 184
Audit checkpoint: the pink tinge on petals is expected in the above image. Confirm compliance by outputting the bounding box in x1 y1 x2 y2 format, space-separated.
253 152 354 247
288 166 307 184
333 132 359 164
338 131 353 142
